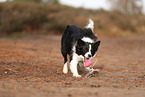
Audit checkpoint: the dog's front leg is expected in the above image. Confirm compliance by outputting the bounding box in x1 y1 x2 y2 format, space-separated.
70 60 81 77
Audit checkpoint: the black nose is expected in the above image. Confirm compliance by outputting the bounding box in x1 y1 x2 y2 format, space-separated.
88 54 91 58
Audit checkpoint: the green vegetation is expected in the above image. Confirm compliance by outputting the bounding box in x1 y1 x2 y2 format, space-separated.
0 2 145 36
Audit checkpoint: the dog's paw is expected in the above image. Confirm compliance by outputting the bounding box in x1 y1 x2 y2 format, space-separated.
63 69 68 74
63 63 68 74
73 74 82 77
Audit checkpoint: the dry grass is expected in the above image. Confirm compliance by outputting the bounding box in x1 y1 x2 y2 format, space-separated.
0 2 145 36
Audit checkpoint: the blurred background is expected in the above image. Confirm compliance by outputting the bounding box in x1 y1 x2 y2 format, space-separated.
0 0 145 37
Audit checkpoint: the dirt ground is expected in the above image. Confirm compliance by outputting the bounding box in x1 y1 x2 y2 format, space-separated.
0 34 145 97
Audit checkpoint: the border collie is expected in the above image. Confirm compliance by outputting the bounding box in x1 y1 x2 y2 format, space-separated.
61 19 101 77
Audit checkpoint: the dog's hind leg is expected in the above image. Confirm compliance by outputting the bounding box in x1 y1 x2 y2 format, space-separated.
62 52 68 74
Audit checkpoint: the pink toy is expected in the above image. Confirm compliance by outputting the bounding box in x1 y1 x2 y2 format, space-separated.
85 59 92 67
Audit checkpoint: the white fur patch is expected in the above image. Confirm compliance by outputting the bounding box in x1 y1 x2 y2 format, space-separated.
85 44 92 58
85 19 94 32
73 52 84 62
81 37 94 43
63 62 68 74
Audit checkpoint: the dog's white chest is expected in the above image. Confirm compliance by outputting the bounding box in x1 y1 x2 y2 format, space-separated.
73 53 84 62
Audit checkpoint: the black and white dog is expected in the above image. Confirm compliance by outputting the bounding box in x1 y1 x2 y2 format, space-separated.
61 19 101 77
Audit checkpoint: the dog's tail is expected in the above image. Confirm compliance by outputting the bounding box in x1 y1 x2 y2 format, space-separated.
85 18 94 32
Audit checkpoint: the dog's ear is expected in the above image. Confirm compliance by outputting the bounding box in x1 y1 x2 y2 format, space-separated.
92 40 101 51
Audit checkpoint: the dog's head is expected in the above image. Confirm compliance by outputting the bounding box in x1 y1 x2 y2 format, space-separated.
72 19 101 60
76 39 100 59
76 19 101 60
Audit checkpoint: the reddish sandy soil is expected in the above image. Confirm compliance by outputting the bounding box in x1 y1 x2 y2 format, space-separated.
0 35 145 97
